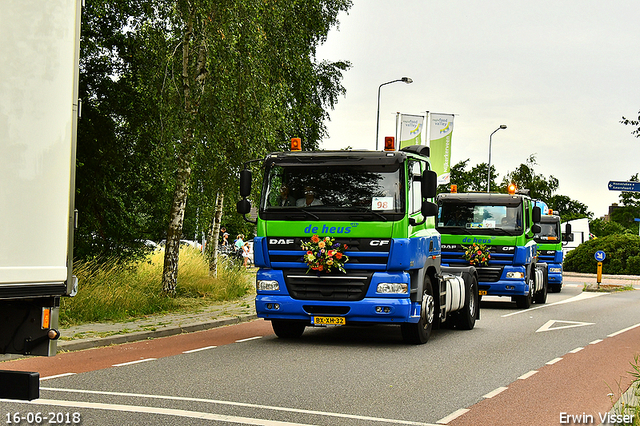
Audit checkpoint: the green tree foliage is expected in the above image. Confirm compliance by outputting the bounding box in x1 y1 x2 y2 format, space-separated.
75 0 171 261
621 109 640 138
618 174 640 207
76 0 352 293
502 154 559 200
590 218 630 238
437 159 499 194
546 195 592 222
564 234 640 275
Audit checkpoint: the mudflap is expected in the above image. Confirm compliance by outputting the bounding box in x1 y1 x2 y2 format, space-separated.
440 265 480 320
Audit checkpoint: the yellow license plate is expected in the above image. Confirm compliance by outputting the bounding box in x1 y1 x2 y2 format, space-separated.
313 316 345 326
479 290 488 296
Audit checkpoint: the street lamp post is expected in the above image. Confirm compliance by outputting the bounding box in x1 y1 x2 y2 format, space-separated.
375 77 413 150
487 124 507 192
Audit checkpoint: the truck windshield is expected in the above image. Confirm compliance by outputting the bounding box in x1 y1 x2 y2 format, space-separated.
261 164 403 217
437 202 523 235
534 221 560 242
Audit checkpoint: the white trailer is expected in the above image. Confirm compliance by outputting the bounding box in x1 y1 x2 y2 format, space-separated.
561 218 590 256
0 0 81 400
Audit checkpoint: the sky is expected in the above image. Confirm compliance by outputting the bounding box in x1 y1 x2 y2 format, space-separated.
316 0 640 219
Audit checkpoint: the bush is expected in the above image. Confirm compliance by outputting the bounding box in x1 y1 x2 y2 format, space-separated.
564 234 640 275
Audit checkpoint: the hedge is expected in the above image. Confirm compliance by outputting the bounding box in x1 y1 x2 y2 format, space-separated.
563 234 640 275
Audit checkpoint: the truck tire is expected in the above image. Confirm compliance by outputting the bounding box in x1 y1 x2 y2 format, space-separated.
549 283 562 293
271 320 306 339
401 276 434 344
453 273 478 330
515 269 533 309
534 265 548 304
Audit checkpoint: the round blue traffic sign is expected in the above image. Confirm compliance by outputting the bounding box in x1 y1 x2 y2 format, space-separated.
594 250 606 262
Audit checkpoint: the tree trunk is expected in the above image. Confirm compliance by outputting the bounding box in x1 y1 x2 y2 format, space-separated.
207 192 224 277
161 4 199 296
162 158 191 296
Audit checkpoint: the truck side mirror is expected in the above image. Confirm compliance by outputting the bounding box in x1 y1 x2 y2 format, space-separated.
562 223 573 242
532 206 541 223
239 169 252 198
422 170 437 199
410 201 438 226
421 201 438 218
237 199 251 215
531 224 541 234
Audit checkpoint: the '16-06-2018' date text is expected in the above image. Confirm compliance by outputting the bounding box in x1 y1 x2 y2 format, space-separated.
6 412 81 424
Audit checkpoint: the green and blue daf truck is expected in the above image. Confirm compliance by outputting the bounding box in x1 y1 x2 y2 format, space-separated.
237 143 479 344
435 188 548 309
533 203 571 293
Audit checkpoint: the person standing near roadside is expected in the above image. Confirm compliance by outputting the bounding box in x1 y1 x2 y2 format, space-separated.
221 227 229 246
241 241 251 268
234 234 244 252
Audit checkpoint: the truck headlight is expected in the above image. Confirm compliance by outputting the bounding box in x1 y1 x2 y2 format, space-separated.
549 267 562 273
506 271 525 279
257 280 279 291
376 283 408 294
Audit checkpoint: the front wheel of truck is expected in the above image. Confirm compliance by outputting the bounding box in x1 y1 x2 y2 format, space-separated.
515 273 533 309
401 277 434 344
271 320 306 339
453 273 478 330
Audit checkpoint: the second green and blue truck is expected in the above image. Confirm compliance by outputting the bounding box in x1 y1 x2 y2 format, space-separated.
436 189 548 309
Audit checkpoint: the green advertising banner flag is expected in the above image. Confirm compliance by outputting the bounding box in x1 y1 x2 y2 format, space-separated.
398 114 425 149
429 113 454 185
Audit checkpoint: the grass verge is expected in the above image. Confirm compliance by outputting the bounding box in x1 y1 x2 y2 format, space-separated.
583 284 636 293
607 355 640 426
60 248 253 327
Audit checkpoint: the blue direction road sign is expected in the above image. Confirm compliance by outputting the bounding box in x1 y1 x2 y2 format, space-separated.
608 181 640 192
594 250 606 262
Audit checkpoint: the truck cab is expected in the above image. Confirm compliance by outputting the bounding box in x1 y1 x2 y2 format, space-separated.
238 145 479 344
436 191 547 309
534 210 566 293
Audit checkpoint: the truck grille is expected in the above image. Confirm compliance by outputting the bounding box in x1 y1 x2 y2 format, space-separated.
283 270 373 301
266 237 391 271
475 266 504 282
441 244 512 282
537 250 556 263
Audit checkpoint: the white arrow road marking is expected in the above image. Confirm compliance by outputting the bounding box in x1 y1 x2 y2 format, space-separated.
502 292 607 317
536 320 595 333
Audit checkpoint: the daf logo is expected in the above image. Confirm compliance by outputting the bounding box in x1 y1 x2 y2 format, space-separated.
270 238 294 245
370 240 390 246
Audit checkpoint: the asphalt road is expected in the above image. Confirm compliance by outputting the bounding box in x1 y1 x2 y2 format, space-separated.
1 278 639 426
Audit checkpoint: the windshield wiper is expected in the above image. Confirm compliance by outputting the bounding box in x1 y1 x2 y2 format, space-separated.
291 207 320 220
436 226 472 235
344 207 388 222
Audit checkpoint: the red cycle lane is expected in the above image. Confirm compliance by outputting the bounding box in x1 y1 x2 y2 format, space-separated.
449 324 640 426
1 320 273 379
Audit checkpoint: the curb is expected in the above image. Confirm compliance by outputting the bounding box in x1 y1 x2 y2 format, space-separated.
57 314 259 353
564 272 640 281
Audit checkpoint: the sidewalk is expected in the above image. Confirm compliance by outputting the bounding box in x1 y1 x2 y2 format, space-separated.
55 291 258 353
564 271 640 286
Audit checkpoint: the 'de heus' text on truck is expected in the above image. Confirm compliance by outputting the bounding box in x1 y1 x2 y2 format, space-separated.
237 141 480 344
1 0 81 400
436 186 548 309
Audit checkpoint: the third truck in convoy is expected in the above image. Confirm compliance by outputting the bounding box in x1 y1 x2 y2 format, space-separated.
534 205 571 293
